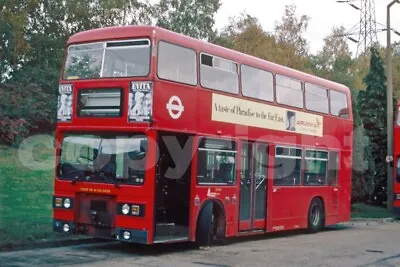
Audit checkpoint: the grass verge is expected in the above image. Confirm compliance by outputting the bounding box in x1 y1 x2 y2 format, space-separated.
0 134 68 248
351 202 393 218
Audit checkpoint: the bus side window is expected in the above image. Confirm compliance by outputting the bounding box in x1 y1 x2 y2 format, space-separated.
276 75 303 109
241 65 274 102
157 41 197 85
303 150 328 186
274 146 302 186
330 90 349 118
200 53 239 94
305 83 329 114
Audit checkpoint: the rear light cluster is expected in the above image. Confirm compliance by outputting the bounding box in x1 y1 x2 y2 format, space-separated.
117 203 145 217
53 196 74 209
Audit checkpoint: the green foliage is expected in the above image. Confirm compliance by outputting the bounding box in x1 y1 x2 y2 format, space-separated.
274 4 310 57
0 83 54 145
352 124 375 202
351 203 393 218
0 135 61 245
357 47 396 189
155 0 221 41
213 11 312 73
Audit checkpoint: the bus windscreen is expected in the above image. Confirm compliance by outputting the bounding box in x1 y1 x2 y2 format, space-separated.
63 39 151 80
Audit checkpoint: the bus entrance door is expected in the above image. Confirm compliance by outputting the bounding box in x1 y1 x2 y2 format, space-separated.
239 142 268 232
154 133 193 242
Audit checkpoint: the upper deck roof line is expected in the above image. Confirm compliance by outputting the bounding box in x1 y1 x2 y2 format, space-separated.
68 25 159 44
67 25 350 93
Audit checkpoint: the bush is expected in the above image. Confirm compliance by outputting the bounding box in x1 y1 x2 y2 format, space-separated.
0 117 29 146
352 126 375 203
0 83 55 145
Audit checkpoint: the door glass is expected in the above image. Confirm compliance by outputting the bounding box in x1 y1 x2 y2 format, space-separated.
254 144 267 220
240 143 251 221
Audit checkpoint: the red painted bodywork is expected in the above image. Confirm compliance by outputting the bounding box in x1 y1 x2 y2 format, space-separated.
393 101 400 212
54 25 353 244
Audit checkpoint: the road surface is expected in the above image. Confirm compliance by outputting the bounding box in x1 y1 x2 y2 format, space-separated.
1 221 399 267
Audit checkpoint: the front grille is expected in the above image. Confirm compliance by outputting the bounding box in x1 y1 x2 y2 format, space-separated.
76 194 116 228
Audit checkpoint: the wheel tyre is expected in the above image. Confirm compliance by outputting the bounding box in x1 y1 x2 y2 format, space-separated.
196 202 213 247
307 198 324 233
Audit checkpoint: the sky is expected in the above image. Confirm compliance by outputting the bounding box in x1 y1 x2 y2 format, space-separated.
214 0 400 55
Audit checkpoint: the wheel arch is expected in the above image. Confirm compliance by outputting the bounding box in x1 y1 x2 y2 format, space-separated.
195 199 227 239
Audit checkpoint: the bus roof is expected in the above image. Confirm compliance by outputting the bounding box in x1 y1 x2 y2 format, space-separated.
68 25 351 94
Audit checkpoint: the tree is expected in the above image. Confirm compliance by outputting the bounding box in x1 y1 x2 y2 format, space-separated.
392 45 400 98
154 0 221 41
357 47 396 196
274 4 310 57
213 13 278 59
213 12 312 73
0 0 156 144
311 27 352 73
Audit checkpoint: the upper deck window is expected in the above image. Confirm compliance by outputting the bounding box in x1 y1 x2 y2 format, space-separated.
63 39 151 80
276 74 304 108
330 90 349 118
157 41 197 85
305 83 329 114
241 65 274 102
200 53 239 94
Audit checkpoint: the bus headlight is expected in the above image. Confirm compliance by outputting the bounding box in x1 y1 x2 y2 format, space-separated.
63 223 70 232
117 203 145 216
63 198 71 209
123 231 131 240
53 196 73 209
122 204 130 215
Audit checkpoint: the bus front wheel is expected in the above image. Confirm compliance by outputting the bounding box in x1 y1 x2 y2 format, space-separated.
196 202 214 247
307 198 324 233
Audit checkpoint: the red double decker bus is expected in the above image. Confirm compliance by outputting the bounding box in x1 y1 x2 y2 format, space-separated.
393 101 400 216
53 25 353 246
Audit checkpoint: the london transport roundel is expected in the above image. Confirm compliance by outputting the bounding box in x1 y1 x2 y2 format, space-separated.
166 95 184 119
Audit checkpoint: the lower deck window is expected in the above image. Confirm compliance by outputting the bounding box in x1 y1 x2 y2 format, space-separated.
273 146 302 186
197 138 236 185
304 150 328 185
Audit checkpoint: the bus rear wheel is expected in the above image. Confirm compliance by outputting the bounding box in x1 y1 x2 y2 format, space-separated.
307 198 324 233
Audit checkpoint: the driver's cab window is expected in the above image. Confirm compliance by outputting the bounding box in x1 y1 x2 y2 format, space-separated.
61 135 97 165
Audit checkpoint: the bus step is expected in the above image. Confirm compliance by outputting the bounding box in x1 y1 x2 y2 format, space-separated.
155 223 189 239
